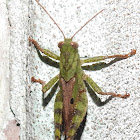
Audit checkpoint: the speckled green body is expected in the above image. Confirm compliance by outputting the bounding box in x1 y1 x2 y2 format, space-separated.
54 39 88 139
60 39 80 82
30 36 135 140
31 2 135 139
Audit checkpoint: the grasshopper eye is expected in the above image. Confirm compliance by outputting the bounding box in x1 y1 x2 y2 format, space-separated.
58 41 64 48
70 42 78 49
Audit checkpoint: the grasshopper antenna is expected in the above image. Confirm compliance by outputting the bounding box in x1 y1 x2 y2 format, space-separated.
71 9 105 39
35 0 66 38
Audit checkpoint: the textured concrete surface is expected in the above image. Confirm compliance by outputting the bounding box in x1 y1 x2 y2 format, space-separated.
0 0 17 139
1 0 140 140
0 0 28 139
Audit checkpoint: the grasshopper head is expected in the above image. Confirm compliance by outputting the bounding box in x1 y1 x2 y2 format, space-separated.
58 39 78 49
58 38 79 57
59 38 80 82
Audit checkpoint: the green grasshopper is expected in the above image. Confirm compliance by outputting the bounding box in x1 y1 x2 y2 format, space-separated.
29 0 136 140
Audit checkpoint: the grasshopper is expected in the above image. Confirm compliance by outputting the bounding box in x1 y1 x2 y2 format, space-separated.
29 0 136 140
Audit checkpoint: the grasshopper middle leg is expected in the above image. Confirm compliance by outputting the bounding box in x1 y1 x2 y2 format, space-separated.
31 74 59 93
83 74 130 98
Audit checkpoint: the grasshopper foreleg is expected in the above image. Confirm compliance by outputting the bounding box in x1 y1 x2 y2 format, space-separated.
83 74 130 98
29 37 60 60
81 49 136 64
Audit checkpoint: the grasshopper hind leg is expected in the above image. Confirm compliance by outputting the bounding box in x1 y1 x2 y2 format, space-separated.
66 91 88 140
54 90 63 140
73 113 87 140
64 114 87 140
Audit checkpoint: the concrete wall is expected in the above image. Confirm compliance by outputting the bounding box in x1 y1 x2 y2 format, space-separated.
0 0 140 139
